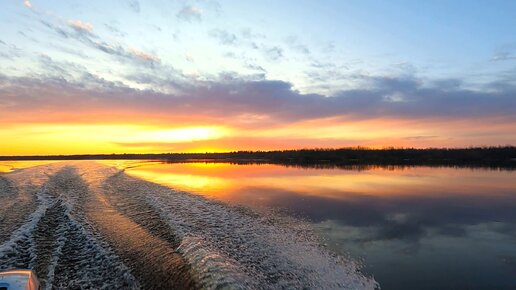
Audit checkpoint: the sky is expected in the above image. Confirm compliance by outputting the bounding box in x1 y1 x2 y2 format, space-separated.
1 0 516 155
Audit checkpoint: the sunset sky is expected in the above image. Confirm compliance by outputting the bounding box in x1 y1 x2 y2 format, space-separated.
1 0 516 155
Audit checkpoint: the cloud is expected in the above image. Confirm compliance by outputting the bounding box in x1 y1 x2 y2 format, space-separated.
403 135 439 140
23 0 32 8
304 62 350 88
209 29 237 45
128 0 140 13
261 186 516 245
245 63 266 72
492 52 516 61
128 48 160 63
0 42 23 60
68 20 94 33
104 23 127 37
263 46 283 61
37 54 87 78
226 182 516 247
293 44 309 55
285 35 310 55
185 53 194 62
40 19 162 67
1 72 516 128
112 135 367 151
177 5 202 22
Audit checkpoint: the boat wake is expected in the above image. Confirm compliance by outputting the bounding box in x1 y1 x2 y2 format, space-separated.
0 162 377 289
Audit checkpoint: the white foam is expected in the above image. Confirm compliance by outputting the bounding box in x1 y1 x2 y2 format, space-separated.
1 162 378 289
0 185 53 269
139 180 378 289
177 236 257 289
0 167 140 289
46 167 141 289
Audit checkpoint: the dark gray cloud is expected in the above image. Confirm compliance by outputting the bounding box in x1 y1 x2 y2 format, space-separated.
429 78 463 90
1 71 516 126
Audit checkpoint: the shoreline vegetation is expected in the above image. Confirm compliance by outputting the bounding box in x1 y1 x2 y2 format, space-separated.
1 146 515 169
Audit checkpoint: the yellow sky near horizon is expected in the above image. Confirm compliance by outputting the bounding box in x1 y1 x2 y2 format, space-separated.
1 116 515 155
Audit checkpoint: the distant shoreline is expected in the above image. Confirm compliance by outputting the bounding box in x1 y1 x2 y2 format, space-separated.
1 147 515 169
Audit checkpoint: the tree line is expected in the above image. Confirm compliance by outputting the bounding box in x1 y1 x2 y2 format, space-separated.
1 146 515 169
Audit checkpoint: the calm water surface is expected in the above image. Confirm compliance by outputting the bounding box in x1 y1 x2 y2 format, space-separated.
116 161 516 290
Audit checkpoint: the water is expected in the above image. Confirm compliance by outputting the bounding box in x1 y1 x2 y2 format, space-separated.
116 161 516 290
0 161 375 289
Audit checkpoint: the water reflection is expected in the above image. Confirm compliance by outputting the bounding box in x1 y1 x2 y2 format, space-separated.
0 161 61 173
116 162 516 289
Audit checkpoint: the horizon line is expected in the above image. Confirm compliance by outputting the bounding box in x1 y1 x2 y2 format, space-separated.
1 145 515 158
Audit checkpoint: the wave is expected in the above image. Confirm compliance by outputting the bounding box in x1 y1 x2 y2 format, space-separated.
0 162 377 289
104 166 377 289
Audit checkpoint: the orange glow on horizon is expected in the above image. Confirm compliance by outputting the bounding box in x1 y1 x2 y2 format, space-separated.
1 115 515 155
0 124 231 155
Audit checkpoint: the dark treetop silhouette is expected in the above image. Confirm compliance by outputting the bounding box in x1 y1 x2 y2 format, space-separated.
1 146 515 169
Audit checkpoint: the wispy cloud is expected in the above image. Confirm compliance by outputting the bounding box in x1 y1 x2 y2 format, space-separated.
128 0 140 13
185 53 194 62
245 63 266 72
263 46 283 61
104 23 127 37
128 47 160 63
40 18 161 67
68 20 94 33
491 52 516 61
177 5 202 22
284 35 310 55
403 135 439 140
209 29 237 45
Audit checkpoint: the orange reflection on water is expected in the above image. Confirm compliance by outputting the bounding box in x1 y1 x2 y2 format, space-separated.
0 161 62 173
117 162 516 207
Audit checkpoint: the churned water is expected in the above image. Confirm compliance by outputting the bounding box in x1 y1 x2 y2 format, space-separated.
0 161 376 290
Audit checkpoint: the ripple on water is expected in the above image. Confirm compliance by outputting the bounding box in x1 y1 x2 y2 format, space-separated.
0 162 378 290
